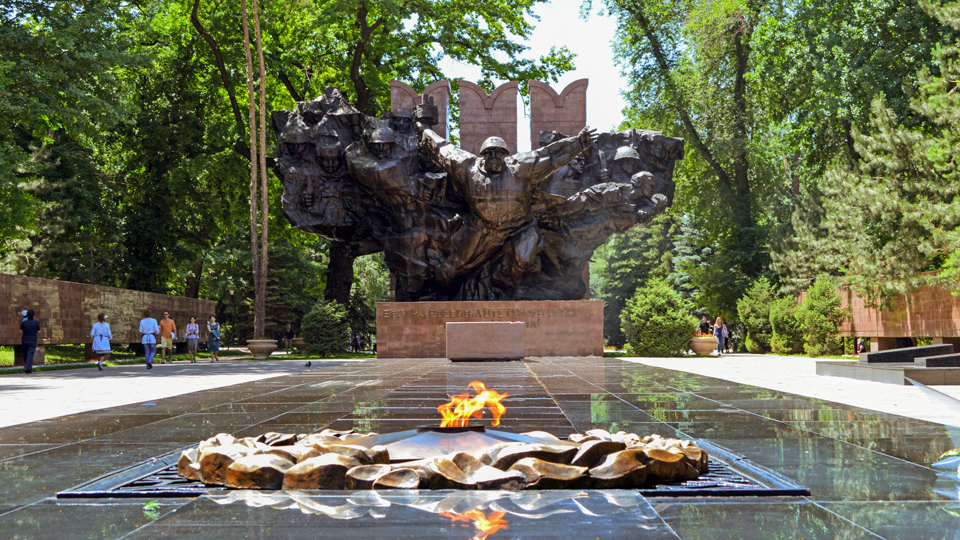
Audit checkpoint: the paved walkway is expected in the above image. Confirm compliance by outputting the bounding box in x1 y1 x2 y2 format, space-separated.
4 353 960 430
628 353 960 427
0 357 365 428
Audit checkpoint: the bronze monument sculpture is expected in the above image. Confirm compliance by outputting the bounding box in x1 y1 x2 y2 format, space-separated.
273 87 684 301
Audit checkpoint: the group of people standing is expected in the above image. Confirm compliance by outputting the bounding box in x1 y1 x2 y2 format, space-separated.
16 309 223 374
698 315 731 355
135 311 221 369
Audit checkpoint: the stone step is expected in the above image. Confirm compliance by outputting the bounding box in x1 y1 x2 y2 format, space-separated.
915 353 960 368
859 344 954 363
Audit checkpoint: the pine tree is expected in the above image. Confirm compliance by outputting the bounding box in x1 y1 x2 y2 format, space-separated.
597 213 678 348
773 2 960 303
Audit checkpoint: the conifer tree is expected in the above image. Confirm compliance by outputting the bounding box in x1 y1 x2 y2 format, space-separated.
773 1 960 304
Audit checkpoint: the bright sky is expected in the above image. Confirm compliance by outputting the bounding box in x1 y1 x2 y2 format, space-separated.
437 0 628 151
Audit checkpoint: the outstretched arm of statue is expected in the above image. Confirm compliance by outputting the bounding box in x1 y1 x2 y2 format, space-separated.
419 128 476 187
520 127 597 184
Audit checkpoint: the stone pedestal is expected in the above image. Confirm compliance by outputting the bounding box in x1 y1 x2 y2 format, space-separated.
446 322 526 360
376 300 603 358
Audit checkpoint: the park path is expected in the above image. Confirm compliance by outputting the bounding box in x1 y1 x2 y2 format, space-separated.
3 353 959 429
0 358 366 428
628 353 960 426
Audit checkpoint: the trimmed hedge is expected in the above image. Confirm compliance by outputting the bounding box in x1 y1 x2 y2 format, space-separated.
796 280 846 357
769 296 804 355
621 279 698 357
301 300 350 356
737 278 775 353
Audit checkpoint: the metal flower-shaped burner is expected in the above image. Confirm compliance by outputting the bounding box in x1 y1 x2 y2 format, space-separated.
176 381 708 490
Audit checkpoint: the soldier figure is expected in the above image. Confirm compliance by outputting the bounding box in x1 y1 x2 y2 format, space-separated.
419 122 597 286
599 146 642 184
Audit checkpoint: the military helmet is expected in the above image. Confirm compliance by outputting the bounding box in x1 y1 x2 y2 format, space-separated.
369 127 396 144
318 144 343 158
279 124 312 144
480 136 509 155
614 146 640 161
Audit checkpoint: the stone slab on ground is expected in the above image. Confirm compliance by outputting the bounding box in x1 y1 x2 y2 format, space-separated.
632 353 960 426
446 321 525 360
816 360 960 386
0 355 956 539
0 357 366 429
859 344 953 363
916 353 960 368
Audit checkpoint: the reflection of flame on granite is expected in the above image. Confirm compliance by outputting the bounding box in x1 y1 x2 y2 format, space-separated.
440 509 508 540
439 381 508 428
207 489 652 521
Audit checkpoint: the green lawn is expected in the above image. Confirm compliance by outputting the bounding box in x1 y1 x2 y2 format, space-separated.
0 345 249 368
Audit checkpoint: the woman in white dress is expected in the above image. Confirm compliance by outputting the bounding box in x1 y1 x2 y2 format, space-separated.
139 309 160 369
91 312 113 371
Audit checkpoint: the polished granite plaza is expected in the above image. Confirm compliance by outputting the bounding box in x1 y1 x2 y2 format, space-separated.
2 356 959 539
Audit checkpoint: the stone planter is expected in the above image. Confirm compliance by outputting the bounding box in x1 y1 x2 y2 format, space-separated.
689 336 719 356
247 339 278 358
293 338 309 353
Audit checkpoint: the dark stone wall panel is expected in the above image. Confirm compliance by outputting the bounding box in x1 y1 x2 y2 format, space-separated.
2 274 216 345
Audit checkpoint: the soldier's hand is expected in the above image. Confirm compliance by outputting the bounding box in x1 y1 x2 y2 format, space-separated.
578 127 598 147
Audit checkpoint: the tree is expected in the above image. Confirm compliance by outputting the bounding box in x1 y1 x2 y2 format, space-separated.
736 277 776 353
621 278 698 357
772 0 960 304
596 213 677 347
796 278 846 357
240 0 270 338
0 0 138 253
769 296 803 355
602 0 784 317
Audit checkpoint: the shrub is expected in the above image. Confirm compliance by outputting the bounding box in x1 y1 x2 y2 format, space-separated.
736 278 776 353
769 296 803 354
621 279 698 357
301 300 349 356
796 279 847 357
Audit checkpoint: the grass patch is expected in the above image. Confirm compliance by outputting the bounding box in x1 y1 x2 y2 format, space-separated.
604 351 629 357
0 344 255 374
0 345 140 367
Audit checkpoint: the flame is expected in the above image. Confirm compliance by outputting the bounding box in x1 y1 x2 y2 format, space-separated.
438 381 508 428
440 510 509 540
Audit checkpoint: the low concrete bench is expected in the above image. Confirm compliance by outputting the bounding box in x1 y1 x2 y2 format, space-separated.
915 353 960 368
446 322 525 361
859 344 954 363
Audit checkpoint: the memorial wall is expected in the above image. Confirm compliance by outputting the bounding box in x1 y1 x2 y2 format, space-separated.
1 273 215 346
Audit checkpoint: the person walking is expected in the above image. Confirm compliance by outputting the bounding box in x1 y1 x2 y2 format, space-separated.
207 315 221 362
158 311 177 363
19 310 40 374
714 316 728 356
185 316 200 363
284 323 295 354
139 309 160 369
90 313 112 371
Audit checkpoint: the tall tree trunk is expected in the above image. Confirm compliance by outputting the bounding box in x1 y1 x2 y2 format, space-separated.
185 260 203 298
325 242 355 305
241 0 261 336
253 0 268 339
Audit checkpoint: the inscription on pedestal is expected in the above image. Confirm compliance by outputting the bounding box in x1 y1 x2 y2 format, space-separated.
376 300 603 358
